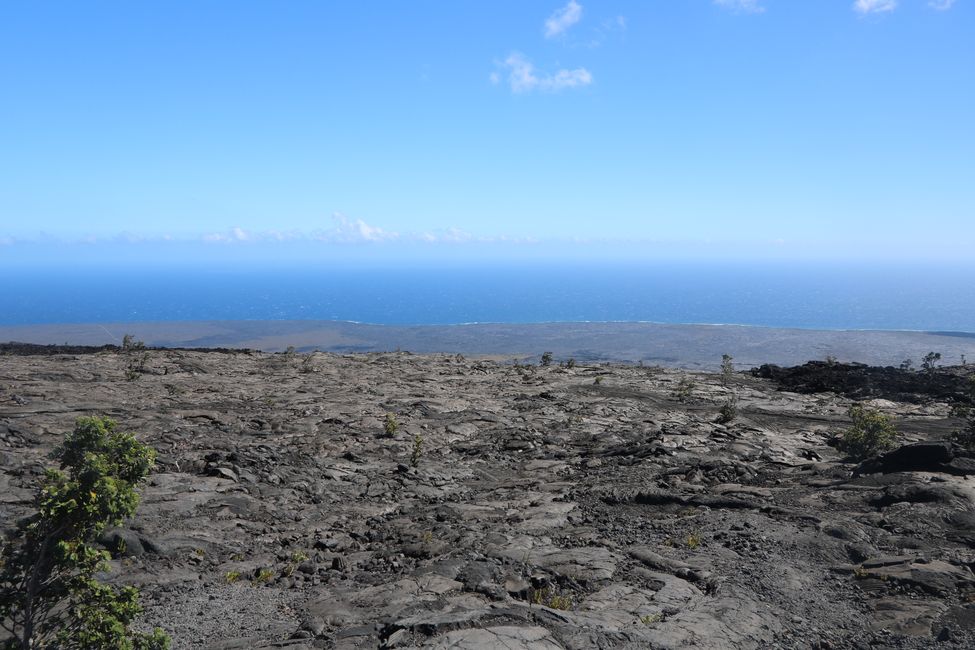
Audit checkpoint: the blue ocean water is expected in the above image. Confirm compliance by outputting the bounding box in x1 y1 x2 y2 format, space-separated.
4 263 975 332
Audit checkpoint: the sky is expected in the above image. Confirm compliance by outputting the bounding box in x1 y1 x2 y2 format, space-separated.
0 0 972 266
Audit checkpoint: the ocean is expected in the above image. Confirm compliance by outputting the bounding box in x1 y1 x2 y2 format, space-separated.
4 262 975 332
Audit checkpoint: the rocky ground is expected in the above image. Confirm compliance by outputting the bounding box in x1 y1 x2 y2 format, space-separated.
2 347 975 649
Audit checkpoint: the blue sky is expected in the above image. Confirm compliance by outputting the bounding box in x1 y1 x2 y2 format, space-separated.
0 0 972 265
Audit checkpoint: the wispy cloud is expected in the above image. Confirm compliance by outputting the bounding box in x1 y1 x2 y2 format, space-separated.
496 53 592 93
928 0 956 9
544 1 583 38
203 226 253 243
714 0 766 14
853 0 897 14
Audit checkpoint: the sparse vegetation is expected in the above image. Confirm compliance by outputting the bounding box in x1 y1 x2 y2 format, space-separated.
840 404 898 460
383 414 399 437
0 417 169 650
540 351 553 367
252 568 275 584
720 354 734 386
410 433 423 468
593 375 603 385
673 376 695 403
531 587 572 610
922 351 942 373
900 358 914 372
121 334 145 352
224 570 241 583
640 613 664 625
716 395 739 424
120 334 148 381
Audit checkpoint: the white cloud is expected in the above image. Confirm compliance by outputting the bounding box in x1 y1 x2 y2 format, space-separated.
928 0 956 9
499 53 592 93
714 0 765 13
202 227 253 243
545 1 583 38
853 0 897 14
313 212 399 243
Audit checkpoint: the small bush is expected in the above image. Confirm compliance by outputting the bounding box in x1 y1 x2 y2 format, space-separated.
410 433 424 468
673 377 695 403
540 352 553 367
720 354 734 386
922 351 942 373
716 395 739 424
840 404 898 460
383 414 399 437
252 568 275 584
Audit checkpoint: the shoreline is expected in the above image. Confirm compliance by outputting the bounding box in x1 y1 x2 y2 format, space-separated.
3 319 975 370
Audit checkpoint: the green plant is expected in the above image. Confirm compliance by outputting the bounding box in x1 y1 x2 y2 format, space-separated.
593 376 603 385
840 404 898 460
922 351 942 373
383 414 399 437
900 358 914 372
224 571 241 583
121 334 145 352
565 358 576 369
252 568 275 584
640 612 663 625
531 587 572 610
685 531 702 550
540 352 553 367
716 395 739 424
290 550 308 563
720 354 734 386
410 434 423 468
673 377 695 403
0 416 169 650
120 334 149 381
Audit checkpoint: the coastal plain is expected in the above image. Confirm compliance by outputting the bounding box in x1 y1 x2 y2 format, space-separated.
3 320 975 369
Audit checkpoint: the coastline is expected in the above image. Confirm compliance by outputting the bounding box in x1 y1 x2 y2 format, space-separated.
3 319 975 370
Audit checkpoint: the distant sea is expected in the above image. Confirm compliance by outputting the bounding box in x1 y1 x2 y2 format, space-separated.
4 263 975 332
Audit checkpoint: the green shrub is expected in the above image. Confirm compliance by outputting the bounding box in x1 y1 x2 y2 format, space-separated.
922 351 942 373
673 377 695 403
540 352 553 367
383 414 399 437
410 434 424 468
0 416 169 650
716 395 738 424
720 354 734 386
840 404 898 460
